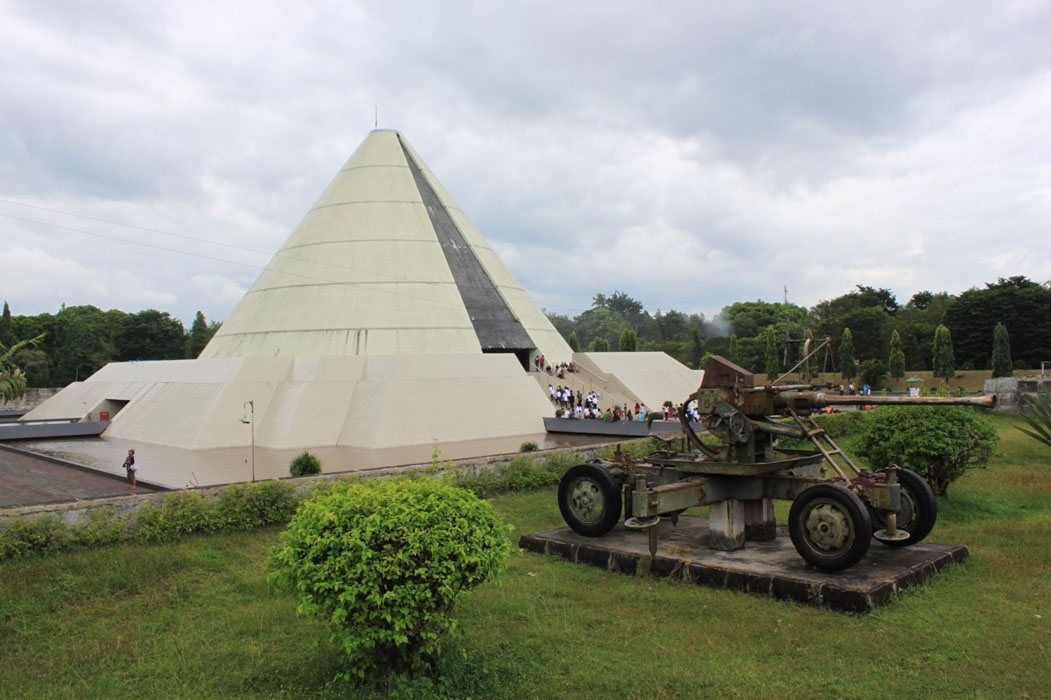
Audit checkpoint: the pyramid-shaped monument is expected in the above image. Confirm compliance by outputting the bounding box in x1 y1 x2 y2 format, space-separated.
202 130 570 364
25 130 700 487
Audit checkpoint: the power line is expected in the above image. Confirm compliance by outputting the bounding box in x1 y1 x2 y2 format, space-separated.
0 212 271 271
0 197 416 284
0 213 479 311
0 197 276 256
0 197 589 315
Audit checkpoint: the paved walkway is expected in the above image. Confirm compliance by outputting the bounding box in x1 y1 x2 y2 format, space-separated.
0 447 159 508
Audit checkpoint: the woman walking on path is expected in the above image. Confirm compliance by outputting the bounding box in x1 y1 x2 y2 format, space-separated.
123 449 137 488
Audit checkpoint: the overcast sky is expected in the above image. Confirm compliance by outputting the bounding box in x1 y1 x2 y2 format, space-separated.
2 1 1050 328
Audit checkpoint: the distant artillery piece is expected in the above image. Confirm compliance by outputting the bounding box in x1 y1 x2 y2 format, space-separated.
557 355 995 570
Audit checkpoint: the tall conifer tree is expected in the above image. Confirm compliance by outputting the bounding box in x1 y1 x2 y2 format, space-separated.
618 327 636 352
186 311 214 359
839 328 856 381
763 327 781 380
932 324 956 382
990 323 1013 378
728 334 740 365
690 329 703 369
0 302 13 348
888 329 906 386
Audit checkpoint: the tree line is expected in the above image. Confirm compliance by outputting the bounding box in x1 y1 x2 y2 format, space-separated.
545 276 1051 386
3 274 1048 390
0 303 220 388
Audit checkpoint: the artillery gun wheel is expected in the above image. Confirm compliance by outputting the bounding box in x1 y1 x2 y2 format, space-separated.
789 484 872 570
871 468 937 547
558 464 622 536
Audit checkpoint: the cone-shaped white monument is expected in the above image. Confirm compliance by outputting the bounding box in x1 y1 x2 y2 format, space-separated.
202 130 571 365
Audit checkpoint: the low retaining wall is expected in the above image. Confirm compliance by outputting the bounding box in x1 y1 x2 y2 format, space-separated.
0 439 632 530
0 420 108 441
545 417 650 437
984 376 1051 414
544 417 703 437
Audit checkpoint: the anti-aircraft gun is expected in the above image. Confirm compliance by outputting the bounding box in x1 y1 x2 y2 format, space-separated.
557 355 995 570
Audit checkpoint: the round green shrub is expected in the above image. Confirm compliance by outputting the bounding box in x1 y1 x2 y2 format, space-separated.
267 477 511 677
857 406 998 496
0 515 71 560
519 441 539 452
809 409 872 439
70 508 128 548
136 491 220 543
217 481 299 530
289 451 322 477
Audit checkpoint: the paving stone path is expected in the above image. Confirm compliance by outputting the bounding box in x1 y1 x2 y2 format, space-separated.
0 448 158 508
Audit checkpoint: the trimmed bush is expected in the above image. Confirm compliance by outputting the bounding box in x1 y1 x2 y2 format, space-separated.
776 410 872 454
289 451 322 477
70 507 128 548
136 490 221 543
809 410 872 439
0 515 71 560
451 452 580 498
268 478 511 677
0 480 305 562
217 480 299 530
520 441 538 452
857 406 998 496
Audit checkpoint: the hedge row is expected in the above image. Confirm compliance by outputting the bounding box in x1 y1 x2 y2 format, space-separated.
0 480 300 561
0 440 653 563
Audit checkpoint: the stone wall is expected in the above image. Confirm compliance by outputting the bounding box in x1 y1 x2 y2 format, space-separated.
984 376 1051 414
0 387 61 414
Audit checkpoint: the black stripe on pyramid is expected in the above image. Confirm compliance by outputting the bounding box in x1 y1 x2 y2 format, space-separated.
400 135 536 355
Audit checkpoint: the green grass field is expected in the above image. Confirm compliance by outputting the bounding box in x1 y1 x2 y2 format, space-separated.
1 415 1049 698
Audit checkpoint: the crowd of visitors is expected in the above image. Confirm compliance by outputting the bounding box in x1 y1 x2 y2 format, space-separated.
547 386 705 424
548 385 612 419
538 353 705 425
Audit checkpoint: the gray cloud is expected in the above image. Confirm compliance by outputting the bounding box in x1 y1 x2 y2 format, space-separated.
1 0 1049 327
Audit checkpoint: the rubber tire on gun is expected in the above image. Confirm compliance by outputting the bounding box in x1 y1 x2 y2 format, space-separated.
871 468 937 547
789 484 872 570
558 464 623 536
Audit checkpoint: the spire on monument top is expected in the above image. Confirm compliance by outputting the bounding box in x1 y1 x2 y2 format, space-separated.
200 130 572 367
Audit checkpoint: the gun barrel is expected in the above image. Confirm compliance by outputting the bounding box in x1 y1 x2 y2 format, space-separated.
792 392 995 409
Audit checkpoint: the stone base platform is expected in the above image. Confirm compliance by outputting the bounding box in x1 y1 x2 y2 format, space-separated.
518 515 968 613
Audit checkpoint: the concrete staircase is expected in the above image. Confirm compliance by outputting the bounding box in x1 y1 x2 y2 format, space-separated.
529 366 640 415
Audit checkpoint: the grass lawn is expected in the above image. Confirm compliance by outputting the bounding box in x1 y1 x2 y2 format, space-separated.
1 415 1049 698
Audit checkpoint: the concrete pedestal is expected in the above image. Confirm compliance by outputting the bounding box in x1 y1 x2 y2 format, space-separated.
709 497 776 550
519 515 969 613
744 498 777 540
709 499 745 550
